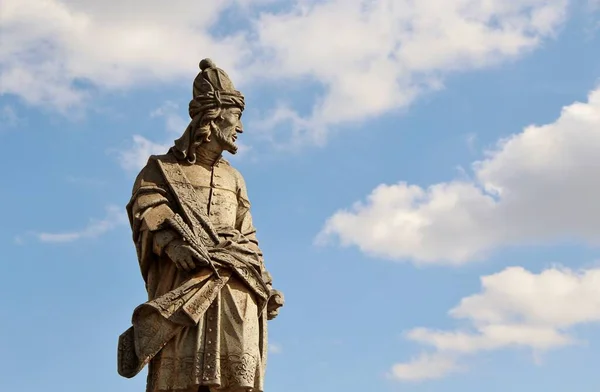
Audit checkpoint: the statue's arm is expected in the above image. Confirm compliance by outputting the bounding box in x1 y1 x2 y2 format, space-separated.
129 161 186 260
234 172 265 265
130 163 212 275
130 191 178 255
234 170 284 319
132 189 209 274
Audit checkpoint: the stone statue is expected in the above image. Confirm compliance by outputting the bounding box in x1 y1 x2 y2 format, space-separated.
117 59 284 392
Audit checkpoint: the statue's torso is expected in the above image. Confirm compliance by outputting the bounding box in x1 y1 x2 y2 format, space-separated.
179 160 240 229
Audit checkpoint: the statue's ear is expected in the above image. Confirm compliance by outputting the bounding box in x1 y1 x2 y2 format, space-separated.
212 112 225 125
208 120 220 135
194 128 204 142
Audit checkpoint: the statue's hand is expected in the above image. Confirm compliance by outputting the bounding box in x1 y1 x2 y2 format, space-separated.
267 289 284 320
165 239 209 272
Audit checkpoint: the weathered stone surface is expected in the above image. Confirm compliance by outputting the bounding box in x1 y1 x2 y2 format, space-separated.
118 59 284 392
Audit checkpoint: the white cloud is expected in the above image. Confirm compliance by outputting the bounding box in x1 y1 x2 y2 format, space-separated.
115 100 188 171
390 353 462 381
34 204 127 243
318 86 600 265
0 0 249 111
2 0 571 144
117 135 170 172
150 101 189 135
392 265 600 381
251 0 569 144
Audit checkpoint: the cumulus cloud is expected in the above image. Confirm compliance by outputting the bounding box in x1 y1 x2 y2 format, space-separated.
391 265 600 381
33 204 127 243
251 0 569 144
2 0 571 143
0 0 249 110
318 86 600 265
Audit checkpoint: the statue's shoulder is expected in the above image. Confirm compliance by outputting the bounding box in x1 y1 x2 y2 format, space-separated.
131 153 173 194
147 152 175 165
217 158 246 187
217 160 251 204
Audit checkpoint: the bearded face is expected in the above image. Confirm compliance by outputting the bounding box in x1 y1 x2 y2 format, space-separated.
213 107 243 154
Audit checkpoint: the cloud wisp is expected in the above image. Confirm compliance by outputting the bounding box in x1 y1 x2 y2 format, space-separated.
32 205 127 243
268 343 283 354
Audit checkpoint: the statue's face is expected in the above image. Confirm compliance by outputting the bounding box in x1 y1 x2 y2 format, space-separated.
213 106 243 154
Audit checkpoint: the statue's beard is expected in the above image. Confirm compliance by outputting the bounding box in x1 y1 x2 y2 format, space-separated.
213 127 238 154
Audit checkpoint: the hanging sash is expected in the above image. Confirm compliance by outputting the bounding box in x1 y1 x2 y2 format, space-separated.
156 154 221 246
155 155 270 298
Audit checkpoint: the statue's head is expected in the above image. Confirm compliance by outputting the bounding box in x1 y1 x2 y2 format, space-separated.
172 59 245 162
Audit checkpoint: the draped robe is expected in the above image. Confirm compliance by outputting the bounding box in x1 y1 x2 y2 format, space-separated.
119 152 272 392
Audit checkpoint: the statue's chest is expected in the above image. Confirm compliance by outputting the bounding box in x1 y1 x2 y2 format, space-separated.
179 163 239 226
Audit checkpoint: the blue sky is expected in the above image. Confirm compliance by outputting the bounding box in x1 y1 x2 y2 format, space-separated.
2 0 600 391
